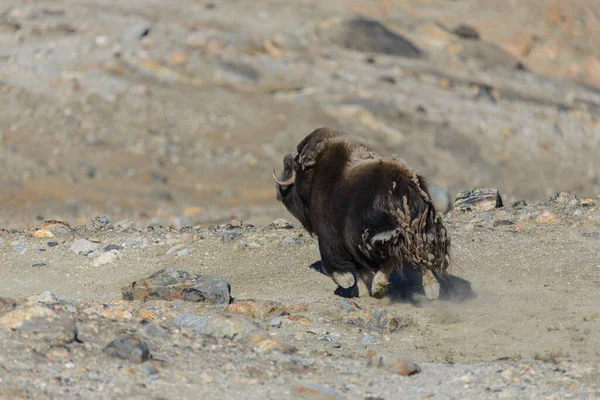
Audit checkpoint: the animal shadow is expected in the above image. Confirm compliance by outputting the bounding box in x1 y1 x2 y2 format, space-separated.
309 260 476 303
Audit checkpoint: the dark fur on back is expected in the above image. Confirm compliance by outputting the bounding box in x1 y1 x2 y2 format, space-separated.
275 127 450 284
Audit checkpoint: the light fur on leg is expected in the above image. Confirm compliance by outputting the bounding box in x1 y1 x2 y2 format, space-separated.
332 271 356 289
371 262 394 298
422 269 440 300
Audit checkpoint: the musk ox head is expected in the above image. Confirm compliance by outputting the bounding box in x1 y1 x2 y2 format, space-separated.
273 127 347 234
273 127 450 299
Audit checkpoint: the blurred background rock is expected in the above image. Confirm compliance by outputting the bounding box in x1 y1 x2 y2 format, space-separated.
0 0 598 229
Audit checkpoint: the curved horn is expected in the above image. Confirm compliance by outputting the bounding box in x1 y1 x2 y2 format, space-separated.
272 169 295 186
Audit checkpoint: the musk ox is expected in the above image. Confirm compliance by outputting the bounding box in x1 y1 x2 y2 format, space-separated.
273 127 450 299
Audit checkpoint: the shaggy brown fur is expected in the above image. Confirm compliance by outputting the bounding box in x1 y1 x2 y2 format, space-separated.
274 127 450 298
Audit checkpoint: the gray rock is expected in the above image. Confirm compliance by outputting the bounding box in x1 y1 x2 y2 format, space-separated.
47 241 59 247
228 219 243 228
280 236 304 246
70 239 100 256
42 223 72 235
26 291 59 305
172 313 212 333
367 310 405 333
454 188 503 212
221 230 243 243
114 220 136 229
192 275 231 304
202 314 265 341
104 244 124 251
239 239 261 248
0 304 77 346
87 216 112 231
87 250 104 258
140 323 169 339
104 335 151 363
121 268 231 305
551 191 579 205
317 17 421 58
583 232 599 239
331 299 362 313
573 209 583 216
453 24 480 40
459 40 526 71
270 218 293 229
92 250 120 267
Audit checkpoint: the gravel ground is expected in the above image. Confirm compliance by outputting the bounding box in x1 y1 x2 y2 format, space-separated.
1 194 599 399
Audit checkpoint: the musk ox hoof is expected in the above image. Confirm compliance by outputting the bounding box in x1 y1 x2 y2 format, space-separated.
334 284 359 298
422 270 440 300
331 272 356 289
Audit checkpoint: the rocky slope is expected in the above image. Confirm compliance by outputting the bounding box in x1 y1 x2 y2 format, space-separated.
1 0 599 229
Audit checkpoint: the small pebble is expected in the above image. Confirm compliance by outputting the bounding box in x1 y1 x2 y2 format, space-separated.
573 209 583 216
271 218 293 229
144 364 159 376
321 332 342 343
176 248 192 257
361 334 379 345
104 244 124 251
47 241 59 247
13 246 27 254
104 335 151 363
229 219 242 227
70 239 100 256
267 318 282 328
221 231 243 243
92 250 120 267
280 236 304 246
87 250 104 258
124 238 141 246
167 244 185 255
239 239 261 248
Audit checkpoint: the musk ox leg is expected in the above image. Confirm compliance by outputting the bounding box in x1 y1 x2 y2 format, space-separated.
371 262 395 299
422 270 441 300
317 238 359 295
